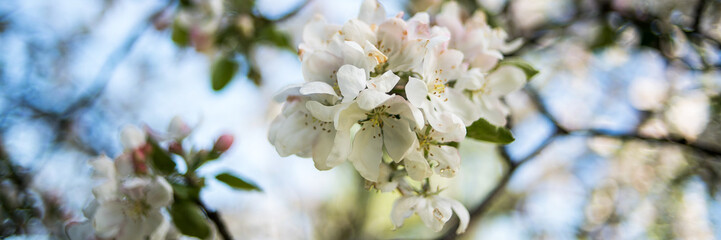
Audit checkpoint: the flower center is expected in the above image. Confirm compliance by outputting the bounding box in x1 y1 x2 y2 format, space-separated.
123 200 150 220
430 71 449 102
365 105 389 128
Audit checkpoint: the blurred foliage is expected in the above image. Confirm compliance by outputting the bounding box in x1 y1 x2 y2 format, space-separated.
1 0 721 238
169 0 299 91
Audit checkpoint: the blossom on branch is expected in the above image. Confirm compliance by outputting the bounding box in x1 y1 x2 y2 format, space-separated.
269 0 533 233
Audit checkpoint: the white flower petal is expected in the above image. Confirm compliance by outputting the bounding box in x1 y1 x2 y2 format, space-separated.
368 70 399 93
326 130 352 168
430 196 454 225
274 110 318 157
479 95 509 126
405 77 428 107
302 51 342 84
299 81 339 98
384 96 425 129
301 15 340 51
337 64 367 102
92 201 125 238
456 68 484 91
92 181 118 202
146 177 173 208
382 118 415 162
430 145 461 178
89 155 116 180
121 177 151 201
471 53 501 71
376 163 399 192
114 153 134 178
356 90 393 110
305 101 336 122
340 19 376 45
358 0 386 25
403 140 432 181
416 198 444 232
391 196 421 228
120 125 146 151
167 116 191 140
444 88 481 125
334 102 367 130
487 65 526 96
349 123 383 181
148 213 170 240
312 130 336 170
428 115 466 143
436 1 464 39
448 198 470 234
437 49 465 80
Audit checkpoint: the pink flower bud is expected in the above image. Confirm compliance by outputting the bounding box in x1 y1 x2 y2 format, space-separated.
168 141 184 155
213 134 234 153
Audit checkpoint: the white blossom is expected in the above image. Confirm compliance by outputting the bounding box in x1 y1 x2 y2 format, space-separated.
268 0 531 233
73 155 173 240
391 194 470 234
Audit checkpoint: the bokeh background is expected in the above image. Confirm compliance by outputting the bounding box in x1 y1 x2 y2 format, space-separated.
1 0 721 239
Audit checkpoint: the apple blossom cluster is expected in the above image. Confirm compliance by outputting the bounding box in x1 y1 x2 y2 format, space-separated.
67 117 243 240
269 0 531 234
68 126 174 240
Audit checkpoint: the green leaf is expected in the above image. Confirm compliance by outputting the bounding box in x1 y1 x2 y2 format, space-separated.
256 26 294 52
498 59 539 81
216 172 262 191
466 118 515 144
169 200 211 239
171 23 189 47
211 57 239 91
147 137 176 175
171 183 200 201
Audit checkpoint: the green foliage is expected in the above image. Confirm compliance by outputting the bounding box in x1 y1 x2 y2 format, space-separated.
590 23 617 50
171 23 190 47
171 183 201 201
228 0 255 14
466 118 515 144
216 172 262 191
147 137 177 175
498 59 539 81
169 200 211 239
211 57 239 91
256 25 294 52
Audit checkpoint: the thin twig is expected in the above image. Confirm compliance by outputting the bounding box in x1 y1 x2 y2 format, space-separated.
195 199 234 240
440 135 556 239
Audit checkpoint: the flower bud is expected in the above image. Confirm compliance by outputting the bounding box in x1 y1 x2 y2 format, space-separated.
168 141 184 155
120 125 146 151
168 116 192 140
212 134 234 153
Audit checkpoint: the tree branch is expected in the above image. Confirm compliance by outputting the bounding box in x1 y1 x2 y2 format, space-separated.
194 199 233 240
441 132 557 239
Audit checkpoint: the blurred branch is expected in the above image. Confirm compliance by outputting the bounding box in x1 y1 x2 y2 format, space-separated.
184 174 233 240
0 137 67 236
20 1 175 119
443 82 721 238
441 127 558 239
525 86 721 157
194 199 233 240
505 0 720 69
